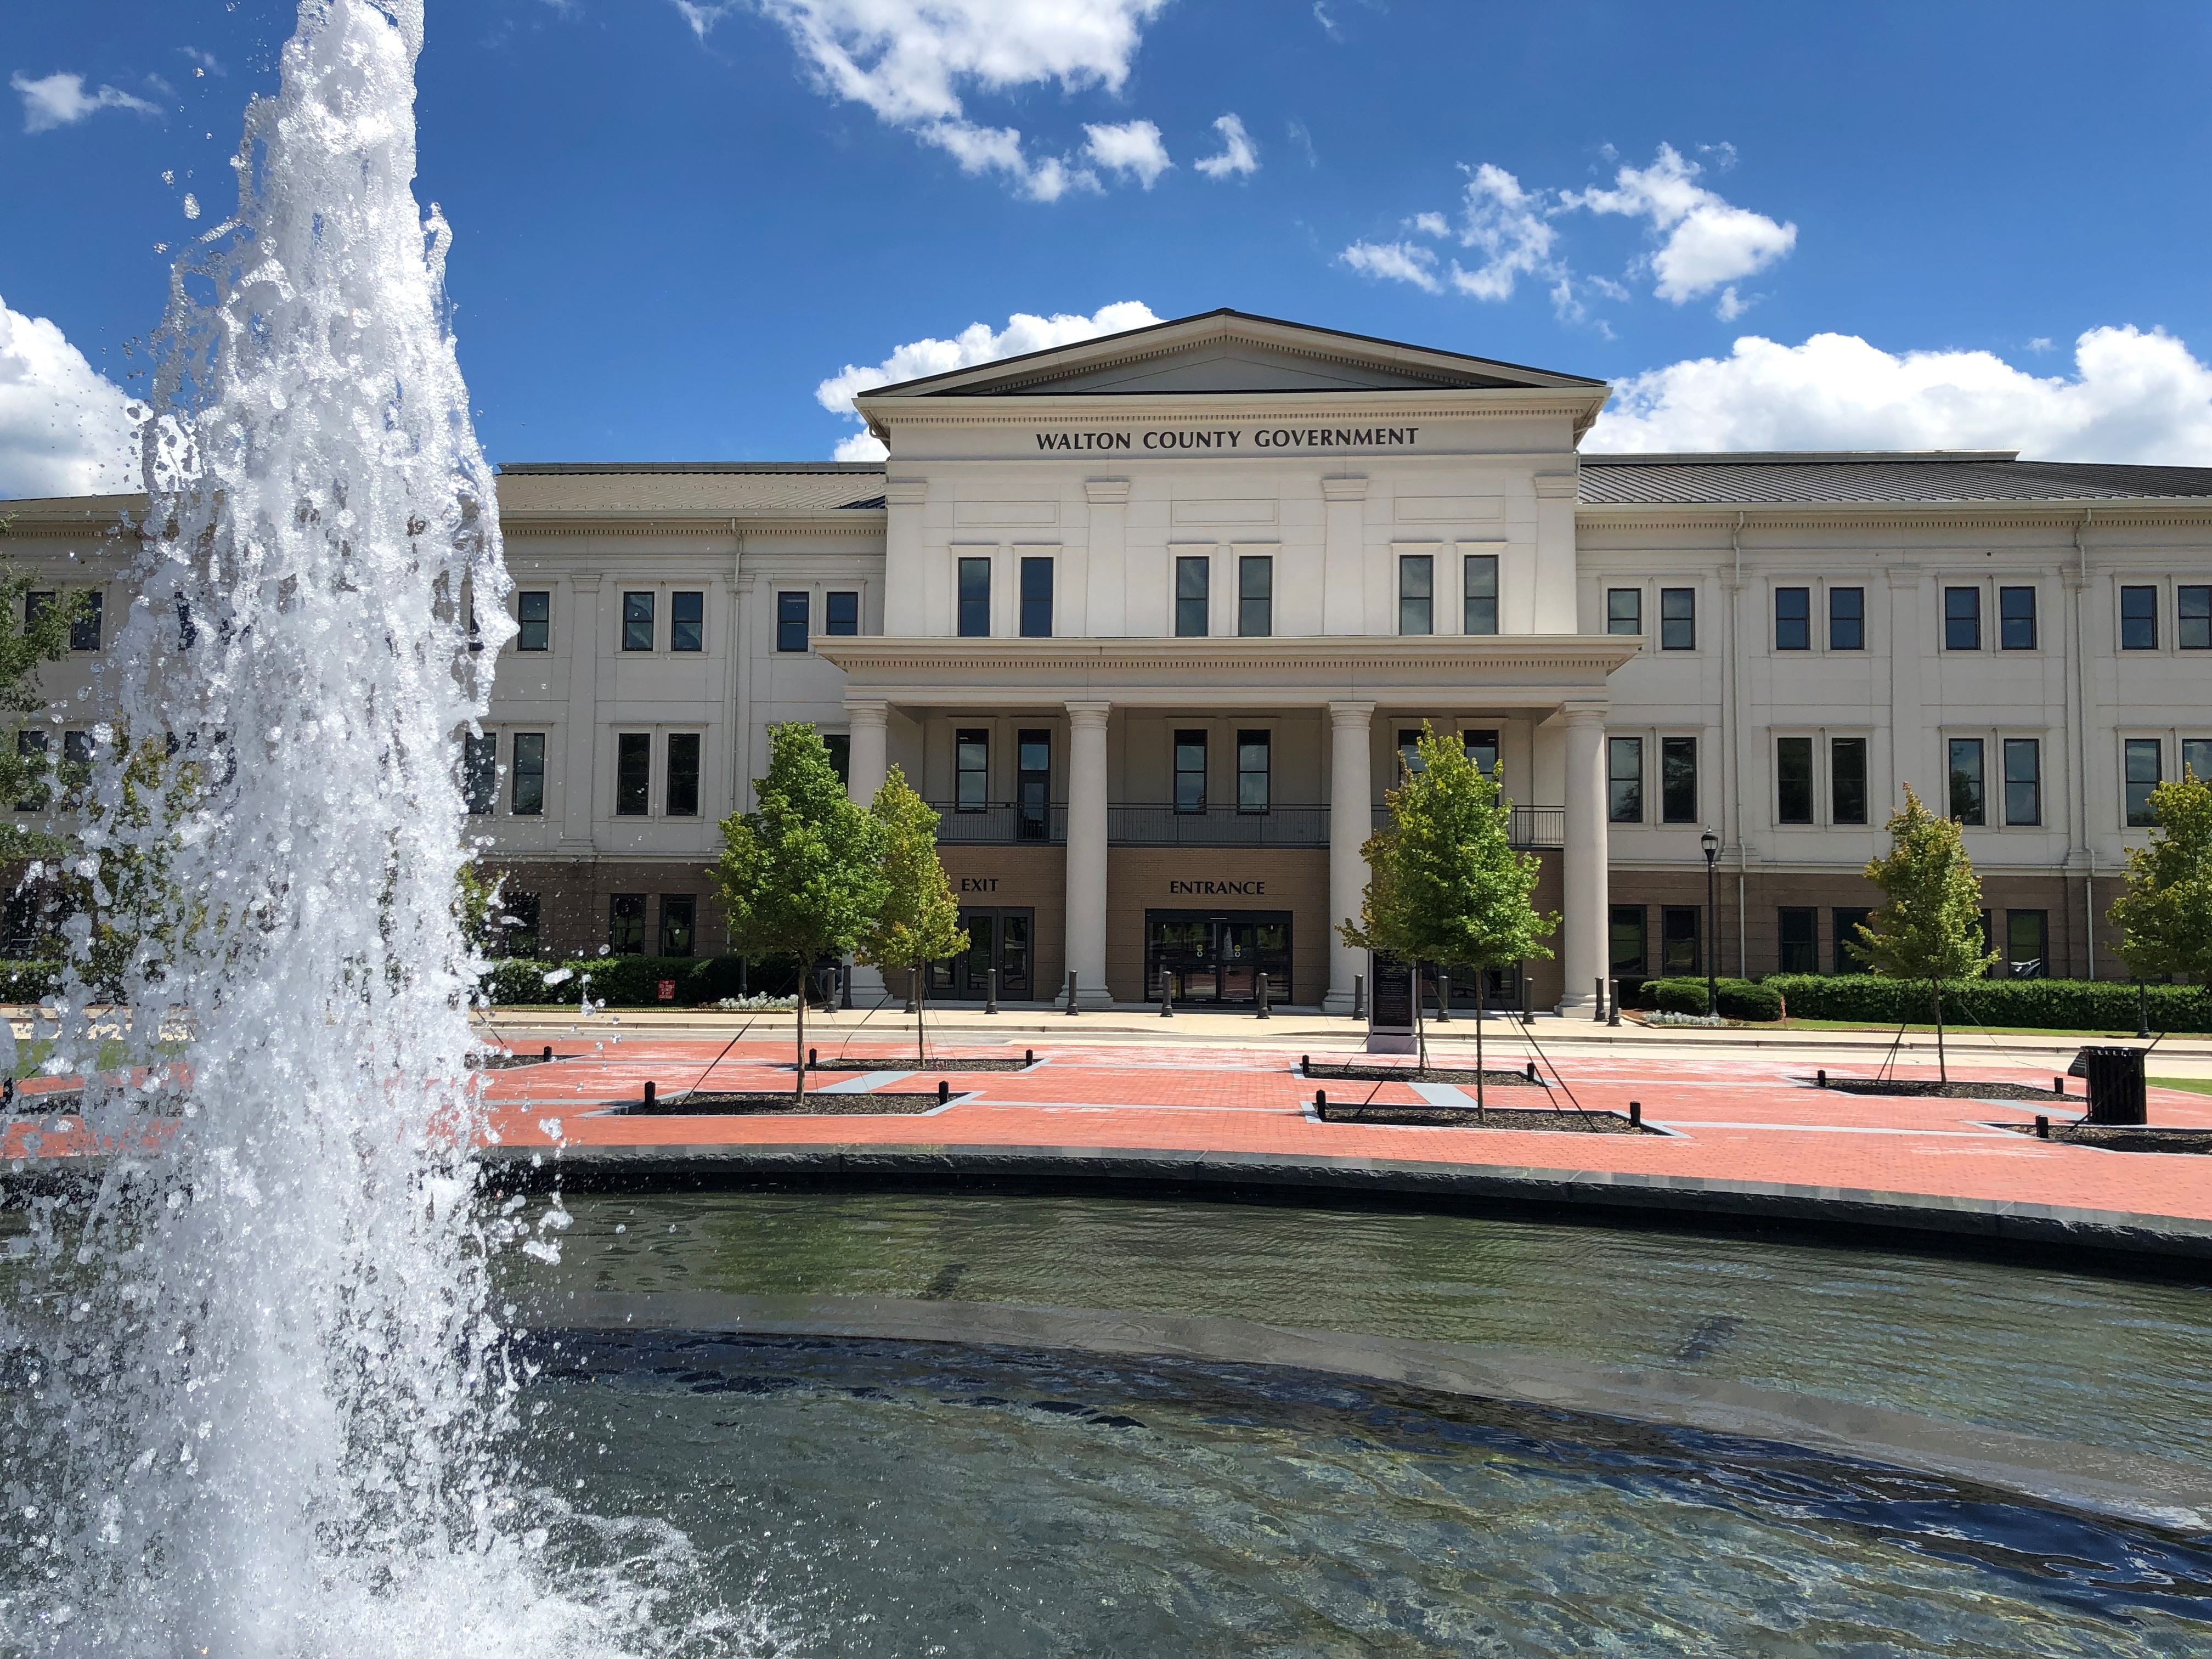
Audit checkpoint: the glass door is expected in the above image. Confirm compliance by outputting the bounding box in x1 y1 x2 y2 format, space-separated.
928 908 1035 999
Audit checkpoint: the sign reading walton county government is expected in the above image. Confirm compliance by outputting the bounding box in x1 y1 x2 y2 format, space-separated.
1033 426 1420 453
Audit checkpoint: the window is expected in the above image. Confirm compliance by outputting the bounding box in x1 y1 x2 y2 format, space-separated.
608 894 645 955
71 592 101 653
1464 554 1499 636
511 732 545 815
1999 586 2036 651
670 590 703 652
667 732 701 817
775 591 808 652
1017 730 1051 840
2120 585 2158 650
1949 737 1985 826
615 732 651 816
1829 586 1864 651
61 729 92 767
1659 587 1696 650
1019 556 1053 638
1661 736 1697 823
956 729 988 811
1832 908 1872 973
2125 738 2162 826
1774 587 1810 651
824 733 849 787
1661 906 1701 976
2002 738 2040 826
1607 736 1643 824
1174 556 1209 637
2180 585 2211 651
1174 729 1207 812
825 590 859 636
1776 736 1814 825
659 895 696 959
24 592 53 634
1397 729 1426 776
1398 554 1433 635
517 590 550 651
1606 588 1641 636
2005 910 2047 980
500 893 541 959
2185 738 2212 786
1238 555 1273 637
1463 729 1499 777
13 729 43 811
463 732 497 815
957 558 990 637
1943 586 1980 651
1609 905 1646 977
622 591 654 652
1237 730 1270 813
1778 908 1819 974
1831 737 1868 826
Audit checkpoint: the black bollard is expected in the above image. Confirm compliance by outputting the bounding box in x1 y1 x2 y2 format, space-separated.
1160 981 1173 1017
1024 1049 1034 1066
1256 973 1271 1019
1065 970 1079 1016
1436 972 1452 1023
985 968 998 1016
643 1080 656 1107
1629 1101 1641 1128
2035 1114 2050 1138
1526 1061 1537 1082
1521 973 1534 1026
541 1045 552 1062
1594 977 1607 1023
1607 979 1621 1028
2053 1075 2065 1097
1817 1069 1827 1088
1352 973 1365 1022
1300 1054 1310 1076
808 1047 817 1068
840 964 853 1011
1314 1088 1327 1116
938 1080 950 1104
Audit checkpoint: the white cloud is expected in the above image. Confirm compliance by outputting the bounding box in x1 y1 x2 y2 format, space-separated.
1084 119 1171 187
672 2 738 38
11 71 161 134
816 300 1161 456
1194 112 1259 179
0 294 139 500
1566 143 1795 310
1338 240 1441 294
179 46 225 75
1445 162 1558 302
1588 326 2212 464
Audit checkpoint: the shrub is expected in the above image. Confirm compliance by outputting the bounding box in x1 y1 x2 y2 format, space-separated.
475 954 815 1008
0 960 61 1002
1638 977 1784 1022
1761 974 2212 1032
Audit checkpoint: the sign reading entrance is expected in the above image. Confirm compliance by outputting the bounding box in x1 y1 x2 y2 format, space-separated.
1169 879 1265 896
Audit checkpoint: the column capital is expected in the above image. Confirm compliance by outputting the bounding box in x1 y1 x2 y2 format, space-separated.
1321 475 1369 502
1884 563 1922 590
1064 699 1113 728
571 574 603 594
885 477 928 506
843 698 890 729
1328 700 1376 729
1084 478 1130 505
1562 700 1609 728
1532 471 1579 500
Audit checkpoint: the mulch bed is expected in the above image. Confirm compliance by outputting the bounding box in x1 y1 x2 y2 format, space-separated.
472 1051 579 1071
5 1087 84 1116
1813 1076 2069 1102
608 1091 950 1116
805 1056 1037 1073
1315 1102 1648 1133
1302 1060 1541 1087
1995 1121 2212 1155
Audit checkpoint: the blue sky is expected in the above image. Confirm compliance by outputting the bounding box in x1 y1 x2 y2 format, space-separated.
5 0 2211 494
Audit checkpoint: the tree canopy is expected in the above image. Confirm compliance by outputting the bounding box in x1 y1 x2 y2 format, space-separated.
859 765 967 1059
1849 783 1996 1079
2108 770 2212 991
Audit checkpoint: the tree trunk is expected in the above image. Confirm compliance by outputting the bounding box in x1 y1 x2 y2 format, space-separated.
1474 980 1485 1114
1932 979 1946 1085
794 979 808 1105
1415 961 1428 1070
916 967 928 1064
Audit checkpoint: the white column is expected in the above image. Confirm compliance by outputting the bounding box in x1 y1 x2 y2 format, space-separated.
558 575 601 854
845 700 890 805
1560 702 1609 1014
1063 700 1112 1007
1325 701 1375 1015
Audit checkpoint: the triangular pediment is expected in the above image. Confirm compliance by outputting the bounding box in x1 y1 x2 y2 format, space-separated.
864 309 1604 399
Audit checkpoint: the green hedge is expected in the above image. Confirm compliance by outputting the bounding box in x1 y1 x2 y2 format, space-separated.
477 955 810 1008
1760 974 2212 1032
0 960 61 1002
1640 977 1784 1021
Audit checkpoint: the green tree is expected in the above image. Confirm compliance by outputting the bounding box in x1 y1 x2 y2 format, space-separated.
1339 723 1556 1097
712 723 887 1102
0 551 88 860
859 765 969 1062
2107 769 2212 1005
1847 783 1997 1080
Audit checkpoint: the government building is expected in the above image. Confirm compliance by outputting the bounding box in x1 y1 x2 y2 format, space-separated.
9 309 2212 1010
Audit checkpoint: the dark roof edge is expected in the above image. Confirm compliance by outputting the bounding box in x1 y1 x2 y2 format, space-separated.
1582 450 2022 466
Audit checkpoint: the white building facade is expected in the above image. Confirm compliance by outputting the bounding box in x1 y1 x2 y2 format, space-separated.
8 310 2211 1008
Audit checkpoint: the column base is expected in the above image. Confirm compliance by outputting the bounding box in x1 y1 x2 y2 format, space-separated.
1322 990 1358 1017
849 964 889 1002
1554 992 1600 1017
1059 986 1115 1012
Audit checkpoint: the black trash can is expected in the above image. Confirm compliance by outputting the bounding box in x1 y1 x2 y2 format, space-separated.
2073 1046 2148 1126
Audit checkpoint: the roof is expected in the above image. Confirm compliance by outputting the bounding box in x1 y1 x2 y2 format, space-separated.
1578 453 2212 506
493 462 886 514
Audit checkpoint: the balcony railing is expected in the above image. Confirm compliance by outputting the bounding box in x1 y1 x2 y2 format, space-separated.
928 802 1065 845
1373 803 1565 848
1110 804 1330 847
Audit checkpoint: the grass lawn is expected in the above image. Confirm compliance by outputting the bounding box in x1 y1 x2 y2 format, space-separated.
1776 1018 2171 1039
2151 1076 2212 1096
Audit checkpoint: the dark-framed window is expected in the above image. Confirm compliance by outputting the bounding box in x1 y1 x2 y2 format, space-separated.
957 557 990 637
1398 555 1433 635
1606 588 1641 636
1949 737 1985 826
1776 736 1814 825
70 592 102 653
2002 737 2040 826
517 590 550 651
615 732 651 816
511 732 545 816
1174 729 1207 812
1018 556 1053 638
825 590 860 636
2185 737 2212 785
1174 555 1209 637
1607 736 1643 824
1661 906 1701 976
1999 586 2036 651
2125 737 2162 827
2181 585 2211 651
1659 586 1695 650
2005 910 2047 980
622 590 654 652
609 894 646 955
670 590 704 652
1237 729 1270 813
24 592 54 635
1397 728 1426 777
1832 907 1873 973
667 732 701 817
1778 907 1818 974
659 895 697 959
1831 736 1868 826
1609 905 1646 977
955 729 988 811
60 729 91 767
463 732 497 815
2120 585 2158 650
1774 586 1810 651
1238 555 1273 638
12 728 43 811
1661 735 1696 823
824 733 849 787
1464 554 1499 636
1829 586 1864 651
501 892 542 958
1464 728 1499 777
775 590 808 652
1943 586 1980 651
1017 729 1051 840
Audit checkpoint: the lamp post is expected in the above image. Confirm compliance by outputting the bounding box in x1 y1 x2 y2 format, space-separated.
1700 828 1720 1018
